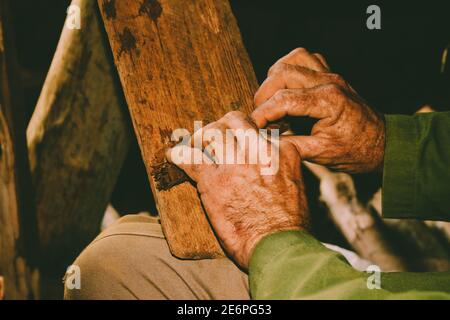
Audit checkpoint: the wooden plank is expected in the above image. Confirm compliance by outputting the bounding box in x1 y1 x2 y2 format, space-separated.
98 0 259 258
0 0 39 299
0 276 4 299
27 0 131 279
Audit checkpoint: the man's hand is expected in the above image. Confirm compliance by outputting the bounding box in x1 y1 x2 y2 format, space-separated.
166 111 309 269
252 48 385 173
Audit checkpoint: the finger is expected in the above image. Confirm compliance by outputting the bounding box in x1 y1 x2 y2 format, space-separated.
281 135 323 160
166 145 215 182
190 111 256 150
269 48 328 75
254 64 346 106
218 111 262 162
251 85 338 128
190 112 256 164
313 53 330 70
218 110 256 130
190 121 228 150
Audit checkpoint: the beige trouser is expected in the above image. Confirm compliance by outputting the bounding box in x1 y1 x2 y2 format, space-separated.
64 214 250 300
64 214 370 300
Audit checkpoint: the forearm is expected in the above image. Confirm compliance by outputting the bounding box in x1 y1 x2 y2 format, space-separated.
382 112 450 221
249 231 450 300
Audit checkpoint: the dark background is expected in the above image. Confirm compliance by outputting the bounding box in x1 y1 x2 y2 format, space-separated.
8 1 450 242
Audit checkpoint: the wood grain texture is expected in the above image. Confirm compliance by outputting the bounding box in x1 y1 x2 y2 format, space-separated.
0 0 39 299
27 0 130 273
98 0 259 258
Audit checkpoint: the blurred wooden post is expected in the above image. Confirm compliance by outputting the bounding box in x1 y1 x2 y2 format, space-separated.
0 0 39 299
98 0 259 258
0 276 4 299
27 0 131 291
305 163 408 271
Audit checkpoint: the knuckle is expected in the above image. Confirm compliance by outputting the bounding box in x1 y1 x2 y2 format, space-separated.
267 65 275 77
273 62 289 73
321 85 346 114
273 89 287 101
268 63 292 79
291 47 309 55
324 83 343 95
201 121 221 136
203 122 221 135
223 110 245 120
327 73 346 86
272 89 292 103
315 53 328 62
268 62 285 77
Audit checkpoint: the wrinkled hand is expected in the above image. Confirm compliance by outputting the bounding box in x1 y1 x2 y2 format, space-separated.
252 48 385 173
166 111 309 269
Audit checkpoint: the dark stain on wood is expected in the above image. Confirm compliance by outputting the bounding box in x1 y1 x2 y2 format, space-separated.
118 27 137 58
230 101 242 110
102 0 116 20
159 127 172 143
139 0 163 22
152 161 190 191
98 0 257 258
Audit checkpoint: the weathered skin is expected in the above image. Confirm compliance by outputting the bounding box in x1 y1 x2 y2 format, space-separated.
167 48 386 269
252 48 385 173
167 112 309 269
252 49 385 173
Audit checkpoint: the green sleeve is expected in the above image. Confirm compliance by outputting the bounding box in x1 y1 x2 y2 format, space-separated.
249 231 450 300
382 112 450 221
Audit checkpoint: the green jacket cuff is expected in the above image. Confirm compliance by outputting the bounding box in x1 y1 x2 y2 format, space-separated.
382 115 417 219
249 230 327 297
248 229 450 299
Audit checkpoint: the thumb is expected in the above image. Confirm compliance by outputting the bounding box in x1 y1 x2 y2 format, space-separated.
281 135 322 160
